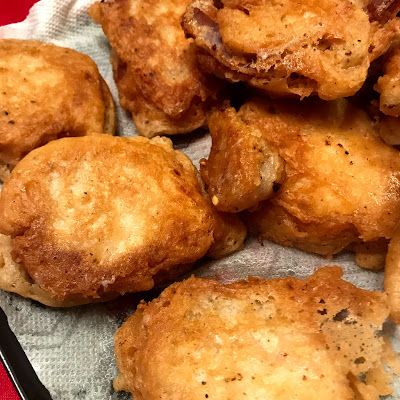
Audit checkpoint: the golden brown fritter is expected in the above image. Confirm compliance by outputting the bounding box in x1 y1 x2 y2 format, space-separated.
114 267 395 400
368 0 400 24
0 234 95 307
207 210 247 258
376 46 400 117
367 97 400 145
0 135 245 306
0 39 115 179
201 106 285 213
90 0 219 138
384 232 400 322
201 98 400 257
182 0 400 100
376 113 400 144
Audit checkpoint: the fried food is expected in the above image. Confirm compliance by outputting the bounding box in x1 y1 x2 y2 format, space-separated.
0 135 245 306
350 239 387 271
90 0 219 138
0 234 90 307
384 232 400 322
368 0 400 24
207 211 247 258
367 97 400 146
182 0 400 100
376 113 400 144
376 46 400 117
114 267 395 400
201 98 400 257
0 39 115 179
201 105 285 213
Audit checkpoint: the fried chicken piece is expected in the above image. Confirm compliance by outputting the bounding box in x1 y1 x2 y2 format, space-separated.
182 0 400 100
201 98 400 257
0 39 115 180
90 0 220 138
0 135 245 306
114 267 395 400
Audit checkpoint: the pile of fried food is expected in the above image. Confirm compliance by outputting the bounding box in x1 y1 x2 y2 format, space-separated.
1 0 400 398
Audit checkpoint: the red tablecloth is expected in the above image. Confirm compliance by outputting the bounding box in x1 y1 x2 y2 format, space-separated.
0 0 40 26
0 361 20 400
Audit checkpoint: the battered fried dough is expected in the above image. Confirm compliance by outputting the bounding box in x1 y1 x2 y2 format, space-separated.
0 135 245 305
0 234 95 307
90 0 219 138
376 46 400 116
0 39 115 179
201 98 400 257
376 112 400 144
114 267 395 400
207 211 247 258
182 0 400 100
201 106 285 213
368 0 400 24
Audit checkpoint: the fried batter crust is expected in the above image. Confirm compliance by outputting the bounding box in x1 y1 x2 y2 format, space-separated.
90 0 219 137
0 39 115 176
207 210 247 258
201 106 285 213
114 267 392 400
182 0 400 100
0 234 87 307
0 135 245 303
376 46 400 116
368 0 400 24
202 98 400 256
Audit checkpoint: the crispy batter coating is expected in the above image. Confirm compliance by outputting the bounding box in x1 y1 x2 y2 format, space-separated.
385 231 400 322
0 135 245 305
368 98 400 145
182 0 400 100
368 0 400 23
90 0 219 138
0 234 96 307
0 39 115 178
376 113 400 144
348 239 387 270
114 267 394 400
207 210 247 258
376 46 400 116
201 98 400 256
201 106 285 213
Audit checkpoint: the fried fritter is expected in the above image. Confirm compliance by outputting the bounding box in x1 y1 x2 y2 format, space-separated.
201 105 285 213
376 112 400 144
0 234 92 307
0 135 245 306
182 0 400 100
365 96 400 146
0 39 115 179
368 0 400 24
201 98 400 257
90 0 219 138
207 210 247 258
114 267 395 400
376 46 400 117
